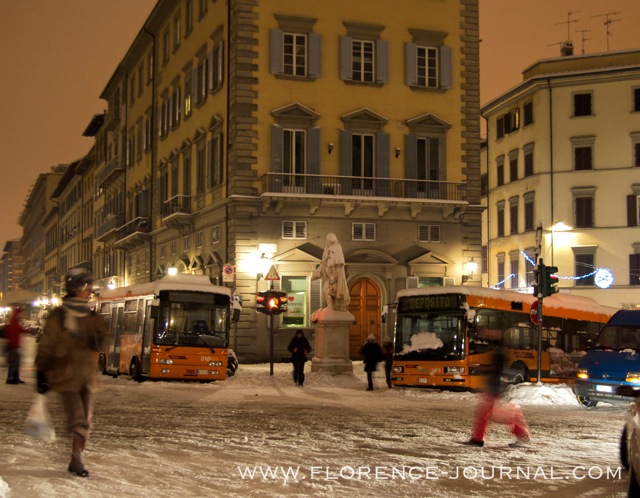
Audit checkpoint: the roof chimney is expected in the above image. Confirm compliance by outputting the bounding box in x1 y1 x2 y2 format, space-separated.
561 41 574 57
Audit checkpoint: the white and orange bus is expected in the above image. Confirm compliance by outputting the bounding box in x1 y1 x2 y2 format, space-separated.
96 273 236 382
391 286 616 390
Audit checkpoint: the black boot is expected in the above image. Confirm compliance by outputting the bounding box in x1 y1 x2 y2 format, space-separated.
68 435 89 477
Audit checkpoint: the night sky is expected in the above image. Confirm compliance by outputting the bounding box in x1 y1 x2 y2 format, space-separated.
1 0 638 251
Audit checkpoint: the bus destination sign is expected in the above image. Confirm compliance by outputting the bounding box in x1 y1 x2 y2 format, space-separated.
398 294 462 313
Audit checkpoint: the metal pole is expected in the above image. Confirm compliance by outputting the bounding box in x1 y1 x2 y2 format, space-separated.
536 297 543 385
269 314 274 376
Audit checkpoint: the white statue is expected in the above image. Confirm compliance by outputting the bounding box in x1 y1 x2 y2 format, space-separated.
312 233 350 311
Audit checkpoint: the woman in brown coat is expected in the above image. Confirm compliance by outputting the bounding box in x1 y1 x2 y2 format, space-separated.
35 268 109 477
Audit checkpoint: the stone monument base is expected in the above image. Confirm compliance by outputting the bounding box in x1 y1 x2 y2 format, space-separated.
310 308 355 374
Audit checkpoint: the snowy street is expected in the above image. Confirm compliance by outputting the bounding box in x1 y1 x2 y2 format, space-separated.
0 337 630 497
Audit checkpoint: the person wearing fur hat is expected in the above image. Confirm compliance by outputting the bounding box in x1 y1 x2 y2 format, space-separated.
35 268 109 477
360 333 383 391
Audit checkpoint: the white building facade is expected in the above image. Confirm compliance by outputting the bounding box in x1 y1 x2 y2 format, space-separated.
482 47 640 308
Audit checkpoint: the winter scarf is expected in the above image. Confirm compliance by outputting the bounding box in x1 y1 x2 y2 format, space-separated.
61 296 93 339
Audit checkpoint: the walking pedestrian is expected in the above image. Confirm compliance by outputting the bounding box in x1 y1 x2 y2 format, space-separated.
464 329 530 447
35 268 109 477
287 329 311 386
382 336 394 389
5 306 28 384
360 334 383 391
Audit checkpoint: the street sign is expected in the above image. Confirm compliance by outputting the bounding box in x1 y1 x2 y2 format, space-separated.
264 265 280 281
222 263 234 283
530 300 539 326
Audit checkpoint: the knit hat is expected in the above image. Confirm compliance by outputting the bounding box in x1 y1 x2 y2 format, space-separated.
367 334 376 342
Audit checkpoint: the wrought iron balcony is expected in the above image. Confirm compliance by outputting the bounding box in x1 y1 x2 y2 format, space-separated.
259 173 466 202
95 213 123 242
114 217 151 251
96 155 124 189
162 195 193 232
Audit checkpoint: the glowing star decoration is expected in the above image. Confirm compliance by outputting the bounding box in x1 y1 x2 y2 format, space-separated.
594 268 614 289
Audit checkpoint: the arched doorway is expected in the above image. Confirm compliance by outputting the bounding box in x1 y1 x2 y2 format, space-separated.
348 278 381 359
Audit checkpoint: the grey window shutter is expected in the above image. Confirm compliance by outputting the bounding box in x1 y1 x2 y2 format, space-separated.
376 39 389 84
404 134 417 198
340 129 353 195
307 127 321 194
339 36 352 81
271 124 283 193
376 132 390 196
628 195 638 226
405 43 417 86
439 45 452 89
207 50 214 91
270 29 283 75
310 275 323 312
308 33 322 78
218 41 225 87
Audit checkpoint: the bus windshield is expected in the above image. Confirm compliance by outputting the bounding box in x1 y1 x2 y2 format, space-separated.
395 310 465 361
594 325 640 352
155 292 229 348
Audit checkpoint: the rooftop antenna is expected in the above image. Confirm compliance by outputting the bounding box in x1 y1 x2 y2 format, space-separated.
554 10 580 42
592 11 621 51
575 29 591 55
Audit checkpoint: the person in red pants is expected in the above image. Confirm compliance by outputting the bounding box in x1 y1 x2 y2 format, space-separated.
464 331 530 448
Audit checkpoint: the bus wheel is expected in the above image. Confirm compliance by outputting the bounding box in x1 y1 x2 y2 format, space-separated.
98 353 107 375
510 362 529 384
129 358 142 382
577 395 598 408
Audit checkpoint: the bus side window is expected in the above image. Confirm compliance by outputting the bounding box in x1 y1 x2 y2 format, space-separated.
149 305 159 319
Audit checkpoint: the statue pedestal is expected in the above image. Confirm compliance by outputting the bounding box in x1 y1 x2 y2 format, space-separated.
310 308 355 374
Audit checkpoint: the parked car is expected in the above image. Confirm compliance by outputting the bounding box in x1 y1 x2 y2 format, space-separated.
618 385 640 496
227 349 239 377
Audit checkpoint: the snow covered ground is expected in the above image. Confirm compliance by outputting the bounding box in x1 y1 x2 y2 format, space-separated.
0 336 630 497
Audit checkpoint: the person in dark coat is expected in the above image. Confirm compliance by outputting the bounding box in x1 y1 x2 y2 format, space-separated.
360 334 383 391
287 329 311 386
464 329 530 447
5 306 28 384
381 336 394 389
35 268 109 477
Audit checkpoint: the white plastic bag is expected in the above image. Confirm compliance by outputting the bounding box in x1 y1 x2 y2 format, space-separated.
24 394 56 442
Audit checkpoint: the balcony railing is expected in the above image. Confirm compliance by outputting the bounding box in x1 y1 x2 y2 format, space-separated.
114 217 150 250
95 213 123 241
96 155 124 188
259 173 466 202
162 195 192 218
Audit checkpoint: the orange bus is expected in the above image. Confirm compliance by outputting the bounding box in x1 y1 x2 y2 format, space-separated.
96 273 236 382
391 286 616 390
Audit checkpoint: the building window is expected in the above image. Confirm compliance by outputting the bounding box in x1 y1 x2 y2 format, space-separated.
573 188 595 228
573 92 593 117
524 192 535 232
282 221 307 240
283 129 306 186
185 0 193 35
510 252 519 289
162 28 170 65
417 137 441 182
630 253 640 286
182 235 190 252
574 251 595 286
171 85 181 129
170 240 177 255
523 143 534 177
523 101 533 126
496 109 519 138
173 13 181 51
352 133 375 190
339 22 388 85
195 231 204 248
628 193 640 227
574 146 592 170
496 201 505 238
416 46 437 88
509 197 519 234
353 222 376 241
418 224 440 243
207 131 223 188
198 0 207 19
509 150 518 182
182 149 192 196
209 41 224 93
404 115 449 198
212 225 220 244
281 276 308 326
405 30 452 90
183 68 193 118
496 157 504 187
632 133 640 167
525 249 536 287
196 142 206 194
270 16 320 80
160 245 166 259
496 256 505 289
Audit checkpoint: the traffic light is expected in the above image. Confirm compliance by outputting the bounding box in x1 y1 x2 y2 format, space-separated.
256 290 288 316
256 291 268 314
541 264 559 297
266 291 288 316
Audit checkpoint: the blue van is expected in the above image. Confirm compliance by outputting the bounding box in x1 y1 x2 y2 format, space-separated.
575 310 640 407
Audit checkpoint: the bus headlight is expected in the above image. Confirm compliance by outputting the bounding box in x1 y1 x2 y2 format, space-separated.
392 366 404 374
626 372 640 384
445 366 465 374
209 361 223 367
576 369 589 380
159 358 174 365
